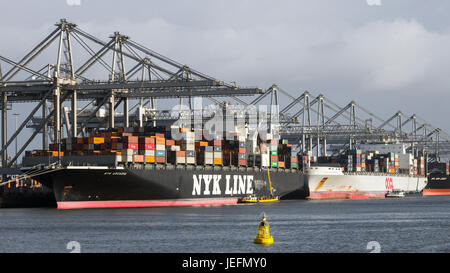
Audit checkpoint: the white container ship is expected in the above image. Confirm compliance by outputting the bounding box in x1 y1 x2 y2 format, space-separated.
305 166 427 199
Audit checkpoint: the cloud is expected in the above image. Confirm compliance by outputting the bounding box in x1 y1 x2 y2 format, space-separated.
1 2 449 134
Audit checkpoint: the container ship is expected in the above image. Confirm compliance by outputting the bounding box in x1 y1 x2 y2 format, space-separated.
304 144 427 199
423 162 450 196
21 126 307 209
0 177 55 208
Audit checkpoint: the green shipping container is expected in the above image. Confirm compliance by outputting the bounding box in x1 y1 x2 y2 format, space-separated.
271 161 278 167
271 145 278 151
271 150 278 156
291 162 298 168
282 139 289 145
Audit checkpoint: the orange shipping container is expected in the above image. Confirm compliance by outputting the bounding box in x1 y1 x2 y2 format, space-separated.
156 137 165 145
88 137 104 144
214 158 222 165
166 139 175 146
199 141 209 147
145 156 155 163
278 161 285 168
176 151 186 157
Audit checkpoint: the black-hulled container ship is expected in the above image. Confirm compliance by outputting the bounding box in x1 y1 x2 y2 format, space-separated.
21 126 307 209
424 162 450 196
0 178 56 208
0 168 56 208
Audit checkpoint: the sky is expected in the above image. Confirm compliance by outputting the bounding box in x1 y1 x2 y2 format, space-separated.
0 0 449 158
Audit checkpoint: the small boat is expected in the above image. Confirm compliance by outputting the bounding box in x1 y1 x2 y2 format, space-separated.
240 167 280 203
385 189 406 198
239 195 279 203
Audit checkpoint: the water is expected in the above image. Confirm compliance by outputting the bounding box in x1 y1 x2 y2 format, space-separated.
0 196 449 253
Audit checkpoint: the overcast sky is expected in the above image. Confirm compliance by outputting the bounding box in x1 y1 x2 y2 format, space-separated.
0 0 449 156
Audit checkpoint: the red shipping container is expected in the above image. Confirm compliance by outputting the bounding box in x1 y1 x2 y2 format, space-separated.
123 143 138 150
139 143 155 150
238 147 246 154
213 140 222 146
291 157 298 163
156 156 166 163
271 155 278 162
239 159 247 166
155 133 165 138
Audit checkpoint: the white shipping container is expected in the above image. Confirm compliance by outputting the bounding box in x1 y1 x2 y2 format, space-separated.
176 157 186 164
205 152 213 159
261 154 270 167
214 152 222 159
124 155 133 162
170 145 180 152
186 157 195 164
156 144 165 150
205 158 213 165
185 144 195 151
145 150 155 156
116 154 122 162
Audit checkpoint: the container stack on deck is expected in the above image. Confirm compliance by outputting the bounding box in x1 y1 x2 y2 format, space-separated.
25 126 300 170
314 148 426 176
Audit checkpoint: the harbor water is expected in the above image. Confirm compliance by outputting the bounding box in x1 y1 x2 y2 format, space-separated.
0 196 449 253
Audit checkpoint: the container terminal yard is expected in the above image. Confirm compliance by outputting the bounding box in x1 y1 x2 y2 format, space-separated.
0 19 449 208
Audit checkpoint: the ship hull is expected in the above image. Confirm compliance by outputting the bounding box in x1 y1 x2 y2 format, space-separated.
306 169 427 200
423 173 450 196
33 166 306 209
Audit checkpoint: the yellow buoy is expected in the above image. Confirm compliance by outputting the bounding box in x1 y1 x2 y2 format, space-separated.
254 213 274 245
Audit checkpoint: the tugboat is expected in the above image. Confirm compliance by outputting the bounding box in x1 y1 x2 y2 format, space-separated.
254 213 274 245
239 194 279 203
240 167 279 203
385 189 406 198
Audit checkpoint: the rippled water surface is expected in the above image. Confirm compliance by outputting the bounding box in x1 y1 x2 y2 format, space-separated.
0 196 449 253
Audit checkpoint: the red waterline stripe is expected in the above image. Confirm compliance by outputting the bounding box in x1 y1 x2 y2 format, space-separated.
57 198 239 209
423 189 450 196
308 191 386 200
